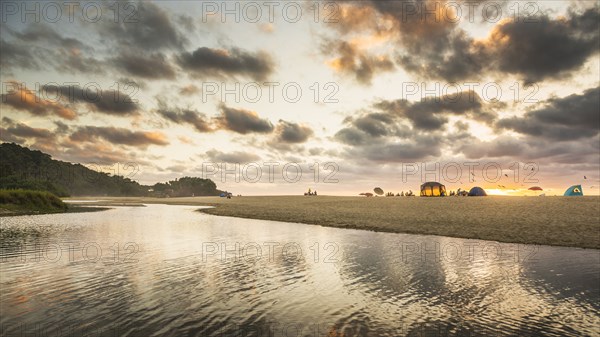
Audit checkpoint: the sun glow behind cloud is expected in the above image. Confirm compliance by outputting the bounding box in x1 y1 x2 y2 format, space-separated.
0 0 598 195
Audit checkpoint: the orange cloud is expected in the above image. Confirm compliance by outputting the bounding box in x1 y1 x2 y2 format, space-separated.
1 82 77 120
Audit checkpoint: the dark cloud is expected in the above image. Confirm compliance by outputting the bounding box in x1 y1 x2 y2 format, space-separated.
274 120 314 143
454 132 600 165
329 1 484 82
334 110 443 162
69 126 168 147
8 23 85 50
352 113 395 137
497 87 600 141
332 89 500 163
396 30 481 82
457 136 525 159
374 91 494 131
157 106 212 132
214 105 274 134
42 85 139 116
362 134 443 162
56 50 105 74
326 2 599 83
336 131 443 162
476 7 600 83
58 141 138 166
112 52 176 79
335 112 411 146
335 110 415 147
1 24 104 75
206 149 260 163
100 2 186 50
1 82 77 120
324 40 394 85
53 121 70 134
177 47 274 81
334 127 371 146
0 39 39 71
0 118 55 143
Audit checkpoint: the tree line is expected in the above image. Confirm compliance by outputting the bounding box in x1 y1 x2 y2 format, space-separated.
0 143 223 197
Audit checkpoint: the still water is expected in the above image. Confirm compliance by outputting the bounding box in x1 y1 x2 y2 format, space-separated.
1 204 598 337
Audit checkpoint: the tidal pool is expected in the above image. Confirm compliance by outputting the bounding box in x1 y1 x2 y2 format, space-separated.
1 204 598 336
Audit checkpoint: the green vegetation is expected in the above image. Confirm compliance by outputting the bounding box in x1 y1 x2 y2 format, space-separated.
0 142 144 196
151 177 221 197
0 189 68 215
0 143 223 197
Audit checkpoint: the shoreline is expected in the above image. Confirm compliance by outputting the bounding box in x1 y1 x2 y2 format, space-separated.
196 209 600 250
64 195 600 249
0 205 111 217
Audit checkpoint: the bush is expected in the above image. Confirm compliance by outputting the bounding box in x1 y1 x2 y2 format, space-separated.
0 189 67 212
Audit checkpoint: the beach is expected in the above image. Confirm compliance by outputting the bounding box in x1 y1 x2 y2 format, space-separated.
69 195 600 249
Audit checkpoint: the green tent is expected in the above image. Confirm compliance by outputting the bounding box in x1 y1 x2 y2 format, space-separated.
564 185 583 196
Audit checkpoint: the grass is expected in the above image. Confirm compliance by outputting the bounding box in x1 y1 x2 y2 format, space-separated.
0 189 68 215
65 195 600 249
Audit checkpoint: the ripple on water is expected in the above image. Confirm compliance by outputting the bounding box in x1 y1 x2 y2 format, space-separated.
1 204 598 337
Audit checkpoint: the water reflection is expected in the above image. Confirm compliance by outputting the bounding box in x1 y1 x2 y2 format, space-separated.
1 204 598 337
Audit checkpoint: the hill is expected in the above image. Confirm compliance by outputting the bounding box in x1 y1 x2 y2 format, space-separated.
0 143 223 197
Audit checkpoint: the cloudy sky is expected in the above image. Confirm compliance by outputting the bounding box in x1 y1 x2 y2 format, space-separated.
1 0 599 196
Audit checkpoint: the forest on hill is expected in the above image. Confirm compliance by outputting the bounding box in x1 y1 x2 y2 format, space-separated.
0 143 223 197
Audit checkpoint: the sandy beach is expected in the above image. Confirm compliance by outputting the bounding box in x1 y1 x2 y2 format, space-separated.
68 195 600 249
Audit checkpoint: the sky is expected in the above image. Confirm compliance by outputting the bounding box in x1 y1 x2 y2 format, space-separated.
1 0 599 196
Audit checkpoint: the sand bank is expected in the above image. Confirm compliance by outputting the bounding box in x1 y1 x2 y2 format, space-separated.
68 195 600 249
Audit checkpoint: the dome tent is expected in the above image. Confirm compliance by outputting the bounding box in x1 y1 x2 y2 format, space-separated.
564 185 583 196
420 182 446 197
468 187 487 196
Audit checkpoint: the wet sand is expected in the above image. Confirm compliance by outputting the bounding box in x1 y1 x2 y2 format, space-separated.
68 195 600 249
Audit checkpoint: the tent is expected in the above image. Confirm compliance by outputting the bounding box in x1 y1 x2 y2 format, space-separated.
420 182 446 197
468 186 487 196
564 185 583 196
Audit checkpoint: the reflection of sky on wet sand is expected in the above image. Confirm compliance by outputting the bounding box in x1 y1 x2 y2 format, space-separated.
1 204 598 336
